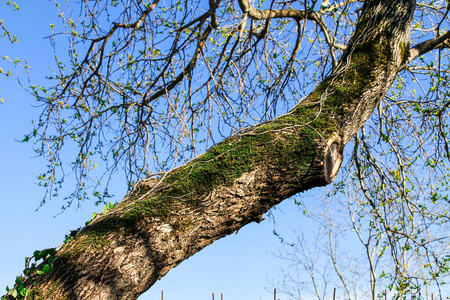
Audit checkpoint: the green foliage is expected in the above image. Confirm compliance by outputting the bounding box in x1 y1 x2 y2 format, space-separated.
85 202 115 225
0 1 27 82
4 1 20 11
63 229 80 245
3 248 56 299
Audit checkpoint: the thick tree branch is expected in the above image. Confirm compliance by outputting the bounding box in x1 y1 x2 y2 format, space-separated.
401 30 450 70
238 0 346 52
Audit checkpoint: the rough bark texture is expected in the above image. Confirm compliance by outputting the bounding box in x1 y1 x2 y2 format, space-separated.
4 0 415 299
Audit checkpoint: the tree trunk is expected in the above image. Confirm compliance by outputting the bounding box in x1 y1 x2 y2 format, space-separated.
4 0 415 299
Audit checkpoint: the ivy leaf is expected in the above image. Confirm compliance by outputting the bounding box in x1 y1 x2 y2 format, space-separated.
46 248 57 256
48 256 56 264
42 263 53 274
33 250 40 260
11 288 18 298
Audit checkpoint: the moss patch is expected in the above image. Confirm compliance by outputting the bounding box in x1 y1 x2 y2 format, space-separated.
30 280 68 300
123 196 178 224
123 120 324 226
300 33 392 128
63 218 115 258
170 218 196 233
399 40 411 65
80 231 111 250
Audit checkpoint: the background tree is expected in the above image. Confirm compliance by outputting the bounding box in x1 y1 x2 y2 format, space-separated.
276 172 450 299
2 0 450 299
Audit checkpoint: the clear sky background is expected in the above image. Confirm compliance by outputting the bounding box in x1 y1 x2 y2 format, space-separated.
0 2 331 299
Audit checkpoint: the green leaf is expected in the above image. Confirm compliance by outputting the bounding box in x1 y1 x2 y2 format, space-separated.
42 263 53 274
15 278 24 292
11 288 18 298
23 266 35 276
46 248 57 256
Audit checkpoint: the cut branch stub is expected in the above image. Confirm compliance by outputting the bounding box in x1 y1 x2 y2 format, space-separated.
324 138 343 183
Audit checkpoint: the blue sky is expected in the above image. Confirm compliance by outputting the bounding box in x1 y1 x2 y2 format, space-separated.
0 2 324 299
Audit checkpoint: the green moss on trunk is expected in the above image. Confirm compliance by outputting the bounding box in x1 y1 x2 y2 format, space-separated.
122 119 330 225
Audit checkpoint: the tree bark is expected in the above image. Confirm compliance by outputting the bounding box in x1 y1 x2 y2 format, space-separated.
4 0 415 299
